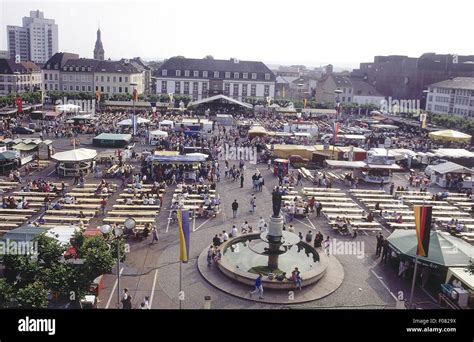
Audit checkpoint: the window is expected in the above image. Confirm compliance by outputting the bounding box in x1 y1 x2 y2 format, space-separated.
44 73 48 80
264 85 270 97
176 70 181 77
101 76 104 82
125 87 129 93
75 67 79 71
342 97 345 102
63 85 67 91
252 73 257 80
175 81 181 93
161 81 167 93
251 84 256 96
119 77 122 82
225 72 230 79
233 83 239 96
203 71 208 78
242 73 248 79
348 88 352 94
184 70 190 77
214 71 219 78
101 86 104 92
193 82 198 92
113 86 116 93
202 82 208 94
184 82 189 94
75 85 79 91
87 86 91 91
234 72 239 79
118 87 122 93
106 86 110 92
82 85 86 91
162 69 167 76
55 84 58 90
106 76 110 82
81 67 85 71
194 71 199 77
242 84 248 97
224 83 230 95
54 74 58 81
125 77 128 83
347 97 351 102
264 73 270 80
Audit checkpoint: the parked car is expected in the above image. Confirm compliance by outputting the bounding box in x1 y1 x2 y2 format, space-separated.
12 126 35 135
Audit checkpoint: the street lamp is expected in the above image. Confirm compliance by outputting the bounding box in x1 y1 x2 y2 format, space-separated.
130 82 138 137
100 223 126 308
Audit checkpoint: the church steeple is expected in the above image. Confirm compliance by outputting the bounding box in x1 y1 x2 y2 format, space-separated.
94 28 105 60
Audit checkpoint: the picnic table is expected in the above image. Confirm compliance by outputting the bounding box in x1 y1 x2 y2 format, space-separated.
0 181 20 186
63 204 101 210
435 217 474 223
103 217 155 224
0 215 29 221
312 197 353 202
389 223 416 229
407 200 449 205
384 216 416 222
366 203 409 209
66 192 107 198
42 216 91 223
303 192 345 197
0 222 21 229
319 202 358 207
12 191 56 197
326 214 366 220
446 197 471 202
359 198 403 203
107 211 157 217
120 193 162 198
431 211 469 217
45 210 96 217
0 209 37 214
322 208 364 214
75 198 104 204
352 194 393 198
304 187 341 192
112 204 161 210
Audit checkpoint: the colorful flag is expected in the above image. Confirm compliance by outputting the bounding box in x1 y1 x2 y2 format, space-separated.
413 206 432 257
420 113 427 129
132 88 139 102
178 209 190 262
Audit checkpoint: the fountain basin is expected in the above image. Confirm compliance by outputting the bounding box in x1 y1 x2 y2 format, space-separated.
217 233 329 290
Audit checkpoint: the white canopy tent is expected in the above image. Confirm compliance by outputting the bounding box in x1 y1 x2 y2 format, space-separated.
55 104 81 113
52 148 97 162
149 130 169 145
117 117 150 126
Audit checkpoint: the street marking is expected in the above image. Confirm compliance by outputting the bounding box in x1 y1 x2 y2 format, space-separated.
294 218 314 229
193 217 212 232
149 269 159 308
305 216 316 230
370 269 397 301
105 267 124 309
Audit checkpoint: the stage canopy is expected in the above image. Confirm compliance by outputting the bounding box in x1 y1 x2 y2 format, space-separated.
187 94 253 109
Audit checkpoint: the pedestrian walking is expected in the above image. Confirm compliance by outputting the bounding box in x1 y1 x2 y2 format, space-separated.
231 199 239 218
100 197 107 215
151 226 159 244
121 288 132 309
381 240 390 263
389 183 395 195
207 245 214 266
324 236 331 256
316 202 323 217
375 233 383 257
240 173 244 188
249 274 264 299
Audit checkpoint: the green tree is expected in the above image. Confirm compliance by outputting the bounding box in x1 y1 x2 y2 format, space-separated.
0 279 13 308
16 281 48 309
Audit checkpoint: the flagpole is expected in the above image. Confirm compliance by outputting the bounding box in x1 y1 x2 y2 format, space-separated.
179 260 182 310
409 255 419 308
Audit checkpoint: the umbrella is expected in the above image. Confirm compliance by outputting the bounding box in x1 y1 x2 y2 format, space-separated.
429 129 471 143
117 118 150 126
387 230 474 267
52 148 97 162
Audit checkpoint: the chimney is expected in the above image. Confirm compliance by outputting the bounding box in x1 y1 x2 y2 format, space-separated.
325 64 333 74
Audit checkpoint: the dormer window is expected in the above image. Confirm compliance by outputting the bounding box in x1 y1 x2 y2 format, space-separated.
184 70 190 77
252 73 257 80
193 71 199 77
234 72 239 79
81 67 85 71
265 73 270 80
243 73 248 79
176 70 181 77
162 69 167 76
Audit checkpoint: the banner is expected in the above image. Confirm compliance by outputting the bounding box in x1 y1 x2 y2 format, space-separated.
419 113 427 129
333 122 341 142
178 209 190 262
16 96 23 113
413 206 432 257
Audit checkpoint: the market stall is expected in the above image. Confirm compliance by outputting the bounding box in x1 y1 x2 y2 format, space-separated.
428 161 473 188
52 148 97 176
93 133 132 148
149 130 169 145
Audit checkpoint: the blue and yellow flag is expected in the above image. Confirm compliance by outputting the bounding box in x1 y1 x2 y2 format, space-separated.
178 209 190 262
413 206 432 257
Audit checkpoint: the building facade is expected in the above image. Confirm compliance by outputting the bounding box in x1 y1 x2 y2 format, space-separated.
61 58 100 93
315 73 353 104
352 53 474 102
42 52 79 92
94 60 144 97
7 10 58 64
0 59 42 95
425 77 474 118
154 57 276 101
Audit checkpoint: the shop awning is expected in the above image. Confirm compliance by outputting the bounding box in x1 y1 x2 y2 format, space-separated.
325 160 366 168
429 161 473 175
365 163 401 170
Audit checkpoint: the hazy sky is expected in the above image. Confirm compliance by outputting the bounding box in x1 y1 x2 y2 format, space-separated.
1 0 472 69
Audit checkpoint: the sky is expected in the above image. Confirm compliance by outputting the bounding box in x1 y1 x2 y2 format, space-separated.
1 0 473 69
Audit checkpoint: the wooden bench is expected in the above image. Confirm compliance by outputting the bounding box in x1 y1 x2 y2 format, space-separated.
349 189 385 194
66 192 108 198
319 202 358 207
388 223 416 228
303 192 345 197
0 215 28 221
12 191 55 197
322 208 364 214
327 214 366 220
0 222 21 229
304 187 341 192
42 216 91 223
